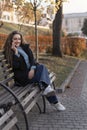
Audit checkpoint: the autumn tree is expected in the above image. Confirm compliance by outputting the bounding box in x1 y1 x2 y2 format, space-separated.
15 1 41 24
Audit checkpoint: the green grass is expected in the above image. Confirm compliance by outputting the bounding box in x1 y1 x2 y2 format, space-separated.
0 22 51 36
39 55 79 87
39 49 87 88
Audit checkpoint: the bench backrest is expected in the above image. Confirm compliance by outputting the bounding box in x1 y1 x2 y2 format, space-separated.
0 50 14 86
0 50 43 114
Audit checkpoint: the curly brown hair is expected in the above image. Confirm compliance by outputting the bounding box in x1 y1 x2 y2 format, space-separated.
3 30 26 67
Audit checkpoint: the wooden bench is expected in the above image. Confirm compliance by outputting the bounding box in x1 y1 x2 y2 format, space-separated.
0 50 56 130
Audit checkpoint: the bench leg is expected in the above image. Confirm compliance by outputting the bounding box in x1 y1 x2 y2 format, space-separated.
42 96 46 113
52 81 56 90
15 124 20 130
36 103 42 113
36 95 46 114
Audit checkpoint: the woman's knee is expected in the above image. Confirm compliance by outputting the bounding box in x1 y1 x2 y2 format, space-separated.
38 64 46 69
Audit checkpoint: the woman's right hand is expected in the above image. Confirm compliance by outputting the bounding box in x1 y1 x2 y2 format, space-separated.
11 42 18 55
28 69 35 79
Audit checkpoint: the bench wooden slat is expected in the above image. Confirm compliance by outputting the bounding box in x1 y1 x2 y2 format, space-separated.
0 68 11 77
51 75 56 83
0 91 13 104
1 59 7 63
1 75 14 84
13 84 34 99
0 109 18 130
0 109 13 125
2 117 17 130
25 92 41 114
1 63 10 68
21 86 40 107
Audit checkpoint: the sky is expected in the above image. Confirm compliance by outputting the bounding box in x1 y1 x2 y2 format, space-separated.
63 0 87 14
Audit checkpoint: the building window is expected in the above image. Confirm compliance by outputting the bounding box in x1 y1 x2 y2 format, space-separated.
3 15 10 20
79 19 81 27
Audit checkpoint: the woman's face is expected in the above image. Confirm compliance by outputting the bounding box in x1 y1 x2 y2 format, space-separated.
12 34 21 47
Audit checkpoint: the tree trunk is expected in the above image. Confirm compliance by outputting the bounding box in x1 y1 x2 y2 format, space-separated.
34 6 38 62
52 4 62 57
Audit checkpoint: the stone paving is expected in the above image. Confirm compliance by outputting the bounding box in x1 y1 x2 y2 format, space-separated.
19 60 87 130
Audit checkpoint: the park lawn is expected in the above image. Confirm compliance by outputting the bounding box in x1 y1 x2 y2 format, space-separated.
39 55 79 88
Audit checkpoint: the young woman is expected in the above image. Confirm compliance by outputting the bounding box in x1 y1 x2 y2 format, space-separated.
3 30 66 111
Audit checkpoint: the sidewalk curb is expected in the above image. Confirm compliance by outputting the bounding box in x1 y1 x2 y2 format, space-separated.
56 60 81 93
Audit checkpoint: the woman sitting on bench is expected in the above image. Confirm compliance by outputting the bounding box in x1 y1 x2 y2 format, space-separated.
3 30 66 111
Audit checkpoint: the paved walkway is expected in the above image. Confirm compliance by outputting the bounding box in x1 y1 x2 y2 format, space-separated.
20 60 87 130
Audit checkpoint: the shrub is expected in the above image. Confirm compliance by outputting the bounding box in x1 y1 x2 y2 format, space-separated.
0 33 86 57
62 37 86 56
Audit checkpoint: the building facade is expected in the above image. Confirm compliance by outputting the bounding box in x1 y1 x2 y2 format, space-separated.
0 0 17 22
62 12 87 35
1 0 87 36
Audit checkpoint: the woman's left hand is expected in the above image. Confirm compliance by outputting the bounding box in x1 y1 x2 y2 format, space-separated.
28 69 35 79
